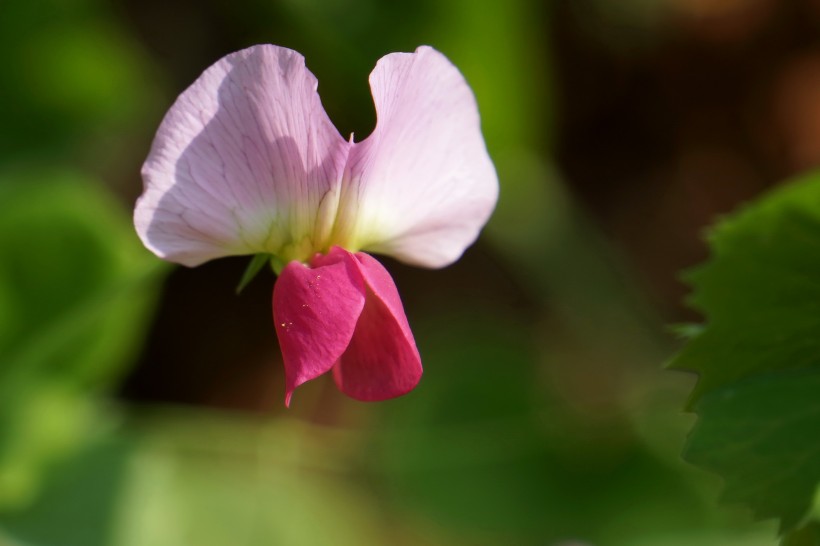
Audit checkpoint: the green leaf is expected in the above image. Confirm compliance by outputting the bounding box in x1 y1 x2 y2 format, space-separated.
672 175 820 402
685 369 820 533
671 171 820 534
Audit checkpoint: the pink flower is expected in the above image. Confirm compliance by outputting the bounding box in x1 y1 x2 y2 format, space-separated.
134 45 498 405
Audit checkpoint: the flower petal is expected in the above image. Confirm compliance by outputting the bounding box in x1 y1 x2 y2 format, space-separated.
136 44 349 267
336 46 499 269
333 252 422 401
273 247 365 406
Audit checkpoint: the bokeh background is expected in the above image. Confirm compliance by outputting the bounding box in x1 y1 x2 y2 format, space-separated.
2 0 817 544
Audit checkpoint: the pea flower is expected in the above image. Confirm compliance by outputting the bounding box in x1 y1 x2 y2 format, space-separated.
134 45 498 405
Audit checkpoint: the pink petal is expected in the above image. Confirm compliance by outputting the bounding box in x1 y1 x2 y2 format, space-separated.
136 45 349 267
332 252 423 401
273 247 365 406
336 46 499 269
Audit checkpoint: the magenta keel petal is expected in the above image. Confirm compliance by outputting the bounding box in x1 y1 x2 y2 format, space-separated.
273 250 365 406
274 247 422 404
333 252 423 401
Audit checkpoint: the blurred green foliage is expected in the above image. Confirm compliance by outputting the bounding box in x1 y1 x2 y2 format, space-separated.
0 172 165 511
0 0 161 180
0 0 167 532
2 412 387 546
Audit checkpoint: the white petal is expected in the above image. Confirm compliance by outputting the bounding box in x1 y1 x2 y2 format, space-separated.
336 46 499 268
135 45 349 267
